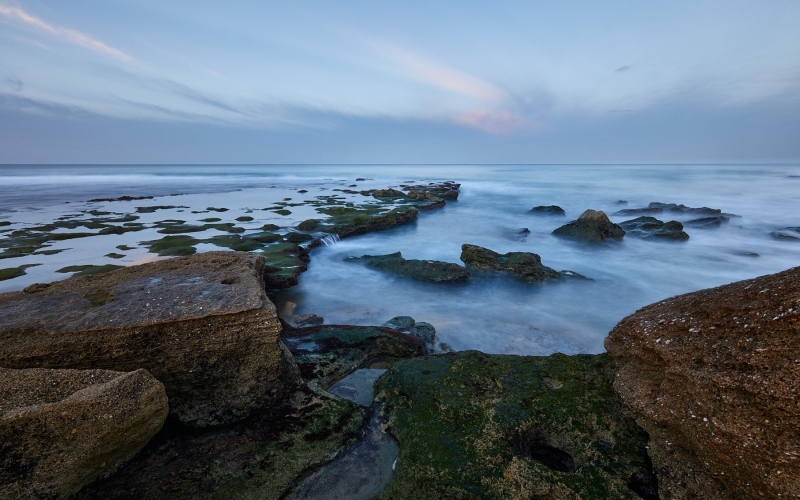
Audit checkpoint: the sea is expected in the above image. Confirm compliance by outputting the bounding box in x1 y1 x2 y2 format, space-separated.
2 164 799 356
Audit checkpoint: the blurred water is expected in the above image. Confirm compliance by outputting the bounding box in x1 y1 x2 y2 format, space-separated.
2 164 800 355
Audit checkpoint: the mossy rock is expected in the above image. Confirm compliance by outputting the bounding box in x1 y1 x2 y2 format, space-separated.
375 351 656 499
77 387 364 499
261 224 280 231
56 264 124 276
283 325 425 389
105 253 125 259
274 209 292 216
141 236 198 256
0 266 27 281
297 219 320 231
235 216 254 222
205 235 264 252
243 232 282 244
285 232 313 243
346 252 470 283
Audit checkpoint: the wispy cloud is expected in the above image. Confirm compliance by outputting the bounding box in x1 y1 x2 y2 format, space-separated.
1 75 23 92
0 3 134 63
614 65 633 73
376 43 507 103
454 109 534 135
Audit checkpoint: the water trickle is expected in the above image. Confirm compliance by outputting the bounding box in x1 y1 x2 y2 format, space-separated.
321 234 341 247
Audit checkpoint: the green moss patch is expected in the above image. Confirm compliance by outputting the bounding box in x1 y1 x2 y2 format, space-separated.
141 235 198 256
105 253 125 259
375 351 655 499
56 264 124 276
235 216 254 222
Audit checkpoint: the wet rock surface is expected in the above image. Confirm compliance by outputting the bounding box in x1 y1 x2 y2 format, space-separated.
530 205 566 216
345 251 470 283
552 209 626 244
1 367 168 499
0 251 301 428
282 324 424 389
460 243 562 282
374 351 655 499
77 386 364 500
771 226 800 240
605 265 800 499
381 316 443 354
619 216 689 241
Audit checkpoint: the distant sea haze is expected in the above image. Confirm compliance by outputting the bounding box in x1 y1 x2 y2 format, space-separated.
2 164 799 355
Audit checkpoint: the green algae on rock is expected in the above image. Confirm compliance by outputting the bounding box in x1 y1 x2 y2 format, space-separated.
374 351 655 499
460 244 562 282
0 264 39 281
618 216 689 241
76 386 364 500
56 264 124 276
282 325 424 389
552 209 626 244
345 251 470 283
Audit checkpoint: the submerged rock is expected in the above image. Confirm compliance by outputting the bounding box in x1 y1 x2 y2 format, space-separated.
619 216 689 241
684 215 730 228
529 205 565 216
1 367 167 499
0 251 302 428
648 202 723 216
460 244 561 282
605 266 800 499
613 207 663 216
381 316 440 354
345 252 470 283
552 209 626 244
284 313 325 328
374 351 655 499
770 226 800 240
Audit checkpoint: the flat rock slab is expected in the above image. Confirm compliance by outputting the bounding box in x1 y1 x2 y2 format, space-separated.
460 244 561 282
345 252 470 283
328 369 388 407
605 265 800 499
0 367 167 499
0 251 301 428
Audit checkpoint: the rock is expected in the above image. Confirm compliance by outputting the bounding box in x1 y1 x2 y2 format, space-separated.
552 209 625 244
282 325 424 389
1 367 167 499
770 226 800 240
327 368 387 407
505 227 530 242
529 205 565 216
283 313 325 328
460 244 561 282
323 206 419 239
613 207 664 216
406 190 446 210
684 215 730 228
382 316 440 354
605 266 800 499
648 202 722 216
0 251 302 428
372 188 407 199
613 200 628 205
619 216 689 241
77 385 364 499
345 252 470 283
374 351 655 498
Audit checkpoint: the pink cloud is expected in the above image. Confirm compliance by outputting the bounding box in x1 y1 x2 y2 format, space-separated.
377 44 506 103
454 109 535 134
0 4 134 63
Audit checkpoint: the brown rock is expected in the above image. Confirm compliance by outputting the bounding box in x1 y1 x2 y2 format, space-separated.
605 266 800 499
552 209 626 244
0 367 167 499
0 251 302 428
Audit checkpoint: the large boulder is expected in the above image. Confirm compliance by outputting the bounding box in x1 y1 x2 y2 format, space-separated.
552 209 625 243
460 244 561 282
1 367 167 499
0 251 302 428
605 266 800 499
345 252 470 283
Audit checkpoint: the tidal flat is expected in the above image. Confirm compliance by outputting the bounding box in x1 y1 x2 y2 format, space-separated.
2 164 800 356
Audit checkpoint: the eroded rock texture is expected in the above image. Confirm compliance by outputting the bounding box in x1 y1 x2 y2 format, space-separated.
605 266 800 499
0 368 167 499
0 251 301 427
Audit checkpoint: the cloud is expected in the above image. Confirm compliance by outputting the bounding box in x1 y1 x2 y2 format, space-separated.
375 43 507 103
614 65 633 72
0 3 134 63
2 75 23 92
454 109 534 134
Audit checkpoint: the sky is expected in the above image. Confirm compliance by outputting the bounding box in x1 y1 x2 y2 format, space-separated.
1 0 799 164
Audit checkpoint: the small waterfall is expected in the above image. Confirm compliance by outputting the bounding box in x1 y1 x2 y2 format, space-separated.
321 234 340 247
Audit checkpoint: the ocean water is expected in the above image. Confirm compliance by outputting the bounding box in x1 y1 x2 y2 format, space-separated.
2 164 799 355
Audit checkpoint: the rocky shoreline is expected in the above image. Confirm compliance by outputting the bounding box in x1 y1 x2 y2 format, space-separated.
1 182 798 499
